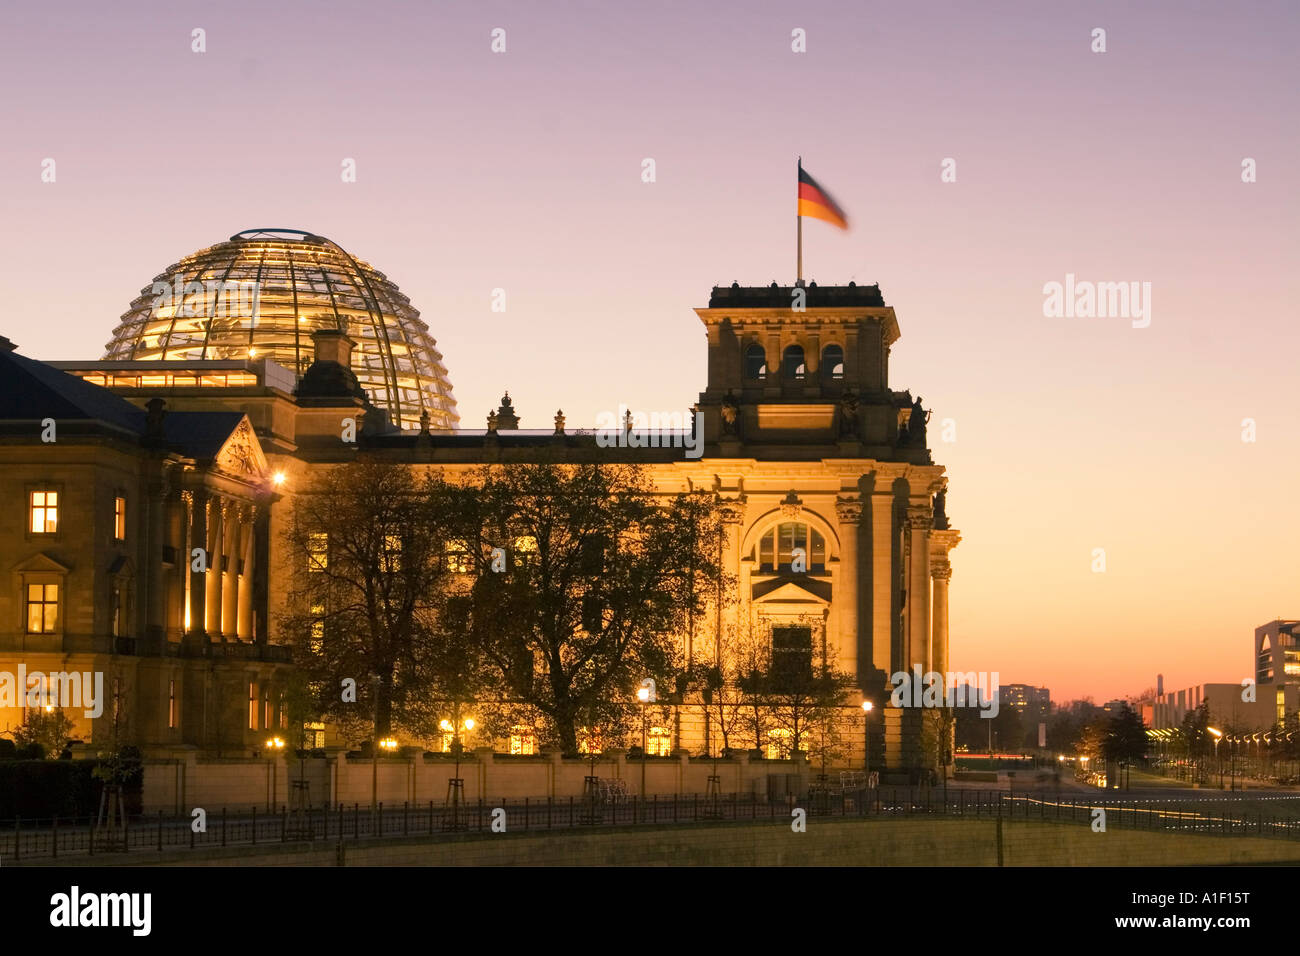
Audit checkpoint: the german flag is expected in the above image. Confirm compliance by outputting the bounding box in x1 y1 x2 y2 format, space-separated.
797 161 849 229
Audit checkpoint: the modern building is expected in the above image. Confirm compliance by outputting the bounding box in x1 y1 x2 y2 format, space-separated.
2 229 960 775
999 684 1050 727
1151 682 1294 732
1255 620 1300 686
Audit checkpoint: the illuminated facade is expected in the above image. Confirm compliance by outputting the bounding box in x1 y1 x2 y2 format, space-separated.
6 250 960 776
102 229 458 431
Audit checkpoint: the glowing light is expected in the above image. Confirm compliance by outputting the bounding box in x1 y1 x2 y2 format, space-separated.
861 700 873 712
463 718 475 731
439 719 453 732
636 686 651 703
272 470 286 487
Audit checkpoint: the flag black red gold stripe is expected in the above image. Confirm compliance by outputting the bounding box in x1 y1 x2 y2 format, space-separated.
797 162 849 229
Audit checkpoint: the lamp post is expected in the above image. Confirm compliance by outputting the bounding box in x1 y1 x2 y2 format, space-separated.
637 683 651 804
861 700 874 788
265 736 285 811
1208 727 1223 789
439 711 475 830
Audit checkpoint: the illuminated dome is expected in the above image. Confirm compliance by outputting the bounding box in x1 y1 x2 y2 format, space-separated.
103 228 458 429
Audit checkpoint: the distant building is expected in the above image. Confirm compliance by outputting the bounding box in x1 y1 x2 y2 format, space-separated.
1255 620 1300 685
1151 682 1295 732
1000 684 1050 726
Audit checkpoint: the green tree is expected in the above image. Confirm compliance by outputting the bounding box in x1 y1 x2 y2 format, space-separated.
280 460 464 744
449 461 724 754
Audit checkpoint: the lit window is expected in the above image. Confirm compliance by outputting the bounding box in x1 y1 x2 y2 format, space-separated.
757 523 826 572
514 535 538 570
765 728 792 760
305 721 326 749
110 584 124 637
648 726 673 757
381 533 402 573
114 496 127 540
30 491 58 534
307 532 328 572
445 539 470 574
309 618 324 654
509 725 537 755
248 682 258 730
26 583 58 633
168 679 177 729
279 690 287 729
578 727 602 755
263 686 272 731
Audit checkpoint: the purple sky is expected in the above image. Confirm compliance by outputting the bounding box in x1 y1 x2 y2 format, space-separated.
1 0 1296 701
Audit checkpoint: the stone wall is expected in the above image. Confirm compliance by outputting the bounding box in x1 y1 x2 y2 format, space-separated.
141 747 813 813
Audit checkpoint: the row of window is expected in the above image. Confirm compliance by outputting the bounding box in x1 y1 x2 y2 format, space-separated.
306 533 539 575
28 490 127 540
744 344 844 383
308 523 831 578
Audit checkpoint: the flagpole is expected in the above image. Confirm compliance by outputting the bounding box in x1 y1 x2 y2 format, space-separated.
796 156 803 285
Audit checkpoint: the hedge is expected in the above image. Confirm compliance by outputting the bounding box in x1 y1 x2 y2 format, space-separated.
0 760 143 821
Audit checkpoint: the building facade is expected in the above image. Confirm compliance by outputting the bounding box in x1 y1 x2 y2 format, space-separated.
3 231 960 776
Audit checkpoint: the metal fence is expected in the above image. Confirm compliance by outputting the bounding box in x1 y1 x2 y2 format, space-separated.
7 787 1300 862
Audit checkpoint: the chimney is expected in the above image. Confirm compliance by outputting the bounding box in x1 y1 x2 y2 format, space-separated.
1157 673 1163 697
145 397 167 441
311 328 355 369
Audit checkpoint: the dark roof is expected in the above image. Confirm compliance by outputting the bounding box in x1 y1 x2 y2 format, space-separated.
0 345 146 435
708 282 885 309
161 411 247 459
0 344 246 457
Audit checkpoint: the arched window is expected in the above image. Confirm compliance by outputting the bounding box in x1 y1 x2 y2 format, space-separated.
821 344 844 382
744 344 767 380
756 522 826 572
782 345 806 381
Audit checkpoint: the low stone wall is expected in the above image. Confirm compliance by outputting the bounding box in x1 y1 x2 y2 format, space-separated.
141 748 816 813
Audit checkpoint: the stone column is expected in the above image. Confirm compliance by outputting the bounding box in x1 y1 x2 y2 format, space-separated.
906 503 932 674
718 498 745 669
835 496 862 682
168 491 186 640
204 495 223 636
187 490 207 638
146 470 170 642
253 503 271 643
237 504 255 640
868 486 895 677
929 529 961 683
222 504 242 639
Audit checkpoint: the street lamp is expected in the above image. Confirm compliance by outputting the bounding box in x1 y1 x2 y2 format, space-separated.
637 683 651 803
861 700 874 788
1208 727 1223 789
265 736 285 811
439 712 476 829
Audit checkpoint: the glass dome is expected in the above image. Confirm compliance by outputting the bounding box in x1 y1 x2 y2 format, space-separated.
103 229 459 430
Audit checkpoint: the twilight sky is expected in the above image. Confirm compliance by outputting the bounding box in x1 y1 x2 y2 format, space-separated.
1 0 1296 702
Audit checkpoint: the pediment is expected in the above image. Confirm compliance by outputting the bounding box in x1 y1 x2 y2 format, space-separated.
215 417 268 478
12 552 71 574
752 577 831 606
